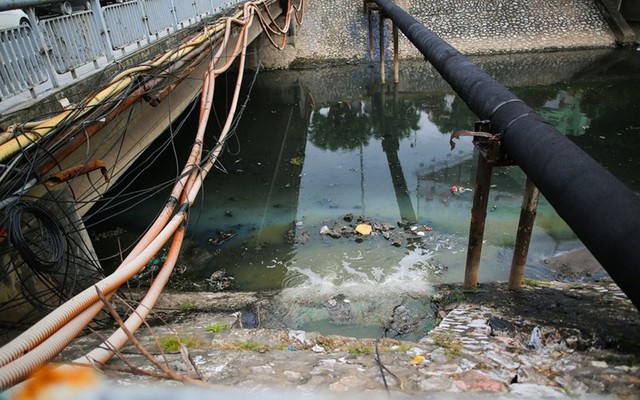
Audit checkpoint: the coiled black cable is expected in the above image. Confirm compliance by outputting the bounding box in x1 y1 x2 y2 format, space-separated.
4 202 66 272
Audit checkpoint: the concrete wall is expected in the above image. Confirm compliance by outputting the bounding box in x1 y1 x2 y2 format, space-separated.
285 0 616 63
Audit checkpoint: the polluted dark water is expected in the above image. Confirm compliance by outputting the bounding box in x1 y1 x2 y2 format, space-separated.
87 48 640 338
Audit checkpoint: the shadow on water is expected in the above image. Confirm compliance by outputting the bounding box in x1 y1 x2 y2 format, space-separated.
87 48 640 338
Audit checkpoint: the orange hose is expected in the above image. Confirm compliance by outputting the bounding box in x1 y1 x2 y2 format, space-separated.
0 0 304 389
78 224 186 365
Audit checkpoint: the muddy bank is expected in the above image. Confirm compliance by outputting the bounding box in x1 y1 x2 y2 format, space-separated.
123 280 639 354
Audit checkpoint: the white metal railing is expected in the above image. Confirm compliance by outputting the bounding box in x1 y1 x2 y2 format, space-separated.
0 0 241 104
143 0 177 36
41 11 104 75
103 1 148 50
0 26 47 100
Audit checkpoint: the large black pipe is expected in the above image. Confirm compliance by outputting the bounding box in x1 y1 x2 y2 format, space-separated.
373 0 640 309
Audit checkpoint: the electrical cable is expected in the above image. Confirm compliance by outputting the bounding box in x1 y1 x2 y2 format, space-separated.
5 202 65 272
0 0 306 389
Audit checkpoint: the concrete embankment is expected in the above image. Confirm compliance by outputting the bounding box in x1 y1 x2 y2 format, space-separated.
257 0 618 66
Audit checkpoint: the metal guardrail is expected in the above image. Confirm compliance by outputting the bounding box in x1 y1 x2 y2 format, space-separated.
103 2 147 50
144 0 177 35
0 26 46 99
41 11 103 74
0 0 239 102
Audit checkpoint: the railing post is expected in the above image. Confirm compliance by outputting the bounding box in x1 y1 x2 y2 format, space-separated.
24 7 59 88
508 177 540 289
137 0 153 43
89 0 115 62
169 0 179 30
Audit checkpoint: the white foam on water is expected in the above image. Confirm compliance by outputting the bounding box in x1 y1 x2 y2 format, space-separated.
280 246 437 301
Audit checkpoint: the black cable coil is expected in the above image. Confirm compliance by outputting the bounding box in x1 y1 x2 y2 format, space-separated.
5 202 66 272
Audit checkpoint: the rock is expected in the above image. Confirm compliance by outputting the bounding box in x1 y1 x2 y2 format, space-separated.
554 375 590 394
590 360 608 368
509 383 569 398
329 376 367 392
250 365 275 374
488 316 515 336
430 348 448 363
320 225 342 238
311 344 325 353
468 318 491 335
517 366 555 386
419 376 452 392
407 347 426 356
453 370 508 392
284 370 304 381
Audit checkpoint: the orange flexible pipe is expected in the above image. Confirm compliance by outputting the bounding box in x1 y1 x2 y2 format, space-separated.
78 224 186 365
0 209 187 370
0 0 305 389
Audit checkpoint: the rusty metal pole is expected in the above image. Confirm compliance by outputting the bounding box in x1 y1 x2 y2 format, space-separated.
463 153 493 289
392 22 399 84
379 11 385 85
508 177 540 289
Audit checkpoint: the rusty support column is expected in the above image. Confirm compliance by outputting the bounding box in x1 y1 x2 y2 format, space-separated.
508 177 540 289
392 22 399 84
463 153 493 289
379 11 385 85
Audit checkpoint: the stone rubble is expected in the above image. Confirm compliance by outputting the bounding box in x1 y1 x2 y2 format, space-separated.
59 281 640 399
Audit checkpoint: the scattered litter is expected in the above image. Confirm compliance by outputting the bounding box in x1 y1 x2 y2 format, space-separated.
527 326 542 350
311 344 325 353
355 224 372 235
450 185 472 195
411 355 426 365
289 330 308 345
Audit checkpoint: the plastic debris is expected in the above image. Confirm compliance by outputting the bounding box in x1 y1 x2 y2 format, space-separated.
450 185 473 195
527 326 543 350
311 344 325 353
411 355 425 365
355 224 372 235
288 330 307 345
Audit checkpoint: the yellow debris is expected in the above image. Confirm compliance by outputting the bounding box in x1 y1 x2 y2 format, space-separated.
410 355 425 365
355 224 372 235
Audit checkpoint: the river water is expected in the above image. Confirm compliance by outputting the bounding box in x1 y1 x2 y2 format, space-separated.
87 48 640 337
